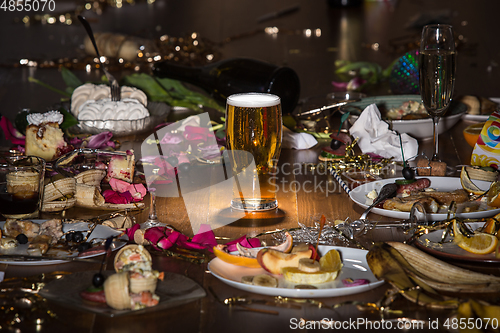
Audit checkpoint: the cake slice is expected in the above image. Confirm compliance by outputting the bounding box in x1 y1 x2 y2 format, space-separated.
106 152 135 183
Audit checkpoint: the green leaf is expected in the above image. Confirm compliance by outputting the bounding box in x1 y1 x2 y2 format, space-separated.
14 110 30 135
61 67 83 91
338 111 350 134
58 106 79 130
28 77 71 97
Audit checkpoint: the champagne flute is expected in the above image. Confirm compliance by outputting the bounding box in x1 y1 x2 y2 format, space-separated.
419 24 456 161
141 178 166 229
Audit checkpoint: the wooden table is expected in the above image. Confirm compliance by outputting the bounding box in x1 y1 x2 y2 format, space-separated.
1 0 499 332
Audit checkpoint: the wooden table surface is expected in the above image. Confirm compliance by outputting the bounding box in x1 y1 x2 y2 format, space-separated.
1 0 499 332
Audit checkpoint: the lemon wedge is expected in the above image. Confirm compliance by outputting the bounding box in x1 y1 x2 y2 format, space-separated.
453 220 498 255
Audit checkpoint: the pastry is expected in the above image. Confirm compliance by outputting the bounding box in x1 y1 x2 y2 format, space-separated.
71 83 148 117
106 152 135 183
24 111 70 161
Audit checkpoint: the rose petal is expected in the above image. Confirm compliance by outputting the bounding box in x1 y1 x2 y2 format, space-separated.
0 116 25 145
85 131 113 149
226 235 261 252
125 224 140 240
109 178 131 193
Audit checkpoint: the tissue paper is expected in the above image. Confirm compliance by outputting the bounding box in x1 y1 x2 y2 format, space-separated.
349 104 418 161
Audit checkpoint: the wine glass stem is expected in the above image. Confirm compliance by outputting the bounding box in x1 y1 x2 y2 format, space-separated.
431 116 440 161
149 192 158 220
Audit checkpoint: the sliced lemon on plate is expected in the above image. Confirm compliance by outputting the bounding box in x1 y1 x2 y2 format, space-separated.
487 181 500 208
453 220 498 255
319 249 343 272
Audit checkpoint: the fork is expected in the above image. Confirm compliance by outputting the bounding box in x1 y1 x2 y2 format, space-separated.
77 15 121 101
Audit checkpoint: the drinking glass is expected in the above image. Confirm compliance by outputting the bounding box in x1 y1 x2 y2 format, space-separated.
225 93 282 211
0 156 45 219
419 24 456 161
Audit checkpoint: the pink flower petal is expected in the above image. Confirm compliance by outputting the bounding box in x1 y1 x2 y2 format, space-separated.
109 178 131 193
125 224 140 240
85 131 113 149
0 116 25 145
342 278 369 286
226 235 261 252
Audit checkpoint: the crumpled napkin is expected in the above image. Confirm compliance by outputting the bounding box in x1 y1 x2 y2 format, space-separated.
349 104 418 161
282 126 318 149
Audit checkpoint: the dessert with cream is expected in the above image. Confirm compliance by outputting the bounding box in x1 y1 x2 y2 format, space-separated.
71 83 148 117
25 111 71 161
77 98 149 122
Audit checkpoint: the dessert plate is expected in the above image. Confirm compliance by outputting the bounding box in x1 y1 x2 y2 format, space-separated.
39 271 206 317
349 177 500 220
0 220 127 265
208 246 384 298
415 222 500 263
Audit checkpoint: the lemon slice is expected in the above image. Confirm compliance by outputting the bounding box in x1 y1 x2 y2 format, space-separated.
453 220 498 255
487 181 500 208
460 166 487 195
319 249 343 272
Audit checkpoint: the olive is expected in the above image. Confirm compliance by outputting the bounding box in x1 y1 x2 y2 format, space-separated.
178 163 191 174
166 155 179 167
330 139 342 150
92 273 105 288
402 166 415 180
16 233 28 244
66 232 74 242
77 242 91 252
72 231 84 243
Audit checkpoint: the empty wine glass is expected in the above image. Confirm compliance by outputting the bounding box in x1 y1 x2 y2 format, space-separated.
419 24 456 161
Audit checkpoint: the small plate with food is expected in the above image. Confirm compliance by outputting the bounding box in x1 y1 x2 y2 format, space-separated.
340 95 467 140
0 219 128 265
208 245 384 298
415 222 500 263
349 177 500 220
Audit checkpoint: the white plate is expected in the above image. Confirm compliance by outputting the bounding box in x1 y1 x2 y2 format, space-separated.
415 222 499 263
0 220 127 265
208 245 384 298
349 177 500 220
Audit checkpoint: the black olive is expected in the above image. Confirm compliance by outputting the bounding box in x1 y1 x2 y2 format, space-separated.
330 139 342 150
178 163 191 174
72 231 84 243
66 232 74 242
92 273 105 288
166 155 179 167
77 242 91 252
402 166 415 180
16 233 28 244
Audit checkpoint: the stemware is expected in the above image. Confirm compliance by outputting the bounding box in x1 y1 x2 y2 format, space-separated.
141 183 166 229
419 24 456 161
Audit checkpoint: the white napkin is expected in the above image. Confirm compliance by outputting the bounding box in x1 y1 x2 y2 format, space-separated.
349 103 418 161
282 126 318 149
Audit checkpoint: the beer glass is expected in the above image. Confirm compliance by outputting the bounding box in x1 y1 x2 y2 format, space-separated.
225 93 282 211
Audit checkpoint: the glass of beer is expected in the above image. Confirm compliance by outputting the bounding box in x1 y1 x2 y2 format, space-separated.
225 93 282 211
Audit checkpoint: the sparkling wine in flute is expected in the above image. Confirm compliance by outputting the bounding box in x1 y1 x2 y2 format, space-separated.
225 93 282 211
419 49 456 117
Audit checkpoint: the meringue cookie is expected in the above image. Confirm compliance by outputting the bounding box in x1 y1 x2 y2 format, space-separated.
71 83 147 116
78 98 150 121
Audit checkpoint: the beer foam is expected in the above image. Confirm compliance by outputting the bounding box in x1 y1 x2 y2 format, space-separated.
227 93 280 108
